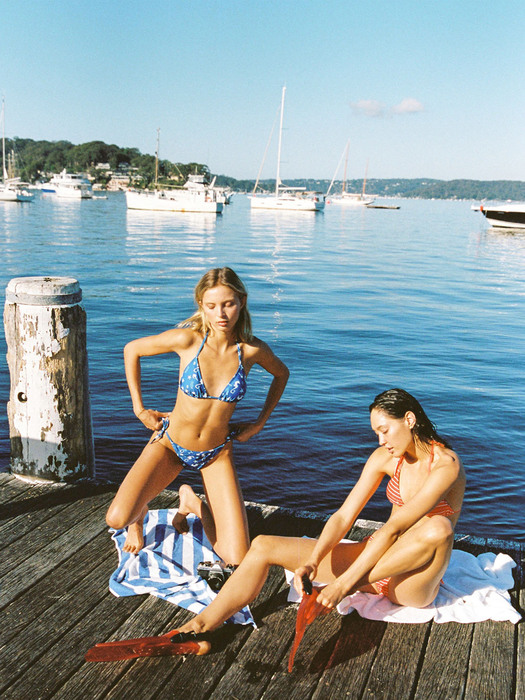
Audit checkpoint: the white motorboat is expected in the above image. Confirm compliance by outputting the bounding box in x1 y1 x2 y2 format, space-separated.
125 131 223 214
478 203 525 229
249 87 325 212
126 187 223 213
327 141 374 207
49 170 93 199
0 99 33 202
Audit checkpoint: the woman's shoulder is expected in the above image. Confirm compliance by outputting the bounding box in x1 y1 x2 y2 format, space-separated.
159 327 202 351
366 446 397 476
434 442 461 468
240 335 272 357
432 443 464 478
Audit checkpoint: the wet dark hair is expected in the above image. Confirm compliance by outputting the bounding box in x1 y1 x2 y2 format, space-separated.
369 388 451 448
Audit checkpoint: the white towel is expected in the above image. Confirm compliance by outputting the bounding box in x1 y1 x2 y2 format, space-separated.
109 508 254 626
286 546 521 624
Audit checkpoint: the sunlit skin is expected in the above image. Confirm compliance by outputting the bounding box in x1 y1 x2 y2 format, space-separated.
175 401 465 644
105 281 289 565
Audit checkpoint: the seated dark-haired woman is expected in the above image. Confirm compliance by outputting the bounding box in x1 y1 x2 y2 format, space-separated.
168 388 466 652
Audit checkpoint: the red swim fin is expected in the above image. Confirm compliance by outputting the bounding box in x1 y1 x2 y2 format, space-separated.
288 576 329 672
85 630 210 662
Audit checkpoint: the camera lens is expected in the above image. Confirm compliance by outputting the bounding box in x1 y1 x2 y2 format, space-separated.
208 574 223 591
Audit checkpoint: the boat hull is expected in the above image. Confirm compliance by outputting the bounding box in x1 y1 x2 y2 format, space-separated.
249 195 324 211
0 187 33 202
126 190 223 213
55 187 92 199
329 195 374 207
481 204 525 229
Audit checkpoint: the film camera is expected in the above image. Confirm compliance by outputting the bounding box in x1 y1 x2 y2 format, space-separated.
197 560 236 591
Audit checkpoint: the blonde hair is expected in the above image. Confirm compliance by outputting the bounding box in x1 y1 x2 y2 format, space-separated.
179 267 253 342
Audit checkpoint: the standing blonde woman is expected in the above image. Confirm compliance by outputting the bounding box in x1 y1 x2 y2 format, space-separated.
106 267 289 567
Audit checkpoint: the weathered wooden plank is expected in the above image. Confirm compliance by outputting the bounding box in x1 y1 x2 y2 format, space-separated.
52 596 191 700
157 565 289 699
2 594 146 699
362 621 430 699
0 472 37 505
0 477 521 700
414 622 473 700
465 620 516 700
0 550 119 693
309 613 387 700
198 576 321 699
2 529 114 645
516 543 524 700
1 498 113 608
0 483 104 548
3 490 114 572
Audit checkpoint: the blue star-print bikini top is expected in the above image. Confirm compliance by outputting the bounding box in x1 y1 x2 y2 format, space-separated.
179 333 247 402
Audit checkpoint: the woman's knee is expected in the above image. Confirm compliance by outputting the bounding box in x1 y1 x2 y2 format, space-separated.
106 501 131 530
249 534 278 560
421 516 454 548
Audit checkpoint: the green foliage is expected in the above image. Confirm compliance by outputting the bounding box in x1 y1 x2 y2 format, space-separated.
5 137 525 199
5 137 211 188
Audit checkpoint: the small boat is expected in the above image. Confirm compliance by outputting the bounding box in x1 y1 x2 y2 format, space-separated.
126 131 223 214
0 99 33 203
367 203 400 210
50 170 93 199
249 87 325 212
478 203 525 229
327 141 374 207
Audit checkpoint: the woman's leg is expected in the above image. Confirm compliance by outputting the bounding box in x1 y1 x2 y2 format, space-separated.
172 484 217 543
106 440 183 554
178 534 365 634
362 516 455 607
197 443 250 565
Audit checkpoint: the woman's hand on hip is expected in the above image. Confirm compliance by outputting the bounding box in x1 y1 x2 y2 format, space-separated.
136 408 169 431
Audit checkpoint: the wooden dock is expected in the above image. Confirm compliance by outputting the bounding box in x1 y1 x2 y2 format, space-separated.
1 471 523 700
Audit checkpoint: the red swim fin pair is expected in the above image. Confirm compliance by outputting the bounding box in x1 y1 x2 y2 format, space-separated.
85 629 210 662
288 576 330 672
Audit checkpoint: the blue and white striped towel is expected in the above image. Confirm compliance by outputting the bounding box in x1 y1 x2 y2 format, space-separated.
109 508 254 626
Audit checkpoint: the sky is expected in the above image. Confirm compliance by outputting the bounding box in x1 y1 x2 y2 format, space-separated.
2 1 525 181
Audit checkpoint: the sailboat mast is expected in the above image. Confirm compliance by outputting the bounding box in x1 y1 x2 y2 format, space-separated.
155 128 160 189
1 97 6 184
362 159 369 197
342 139 350 196
275 86 286 197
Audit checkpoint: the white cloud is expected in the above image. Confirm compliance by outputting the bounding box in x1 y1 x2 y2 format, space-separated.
391 98 424 115
350 97 424 118
350 99 386 118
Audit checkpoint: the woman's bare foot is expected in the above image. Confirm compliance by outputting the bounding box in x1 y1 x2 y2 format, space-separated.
123 507 147 554
172 484 203 534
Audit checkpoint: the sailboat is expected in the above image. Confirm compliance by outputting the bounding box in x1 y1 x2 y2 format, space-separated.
0 98 33 203
126 129 223 214
249 87 325 212
327 141 374 207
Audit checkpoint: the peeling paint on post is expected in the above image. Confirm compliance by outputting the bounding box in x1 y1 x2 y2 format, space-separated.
4 276 95 482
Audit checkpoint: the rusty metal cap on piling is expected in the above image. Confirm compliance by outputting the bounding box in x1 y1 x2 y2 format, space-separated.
5 277 82 306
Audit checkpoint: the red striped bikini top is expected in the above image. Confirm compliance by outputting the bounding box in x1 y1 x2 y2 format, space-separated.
385 441 456 517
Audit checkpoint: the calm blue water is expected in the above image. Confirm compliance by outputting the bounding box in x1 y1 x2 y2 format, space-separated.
1 193 524 542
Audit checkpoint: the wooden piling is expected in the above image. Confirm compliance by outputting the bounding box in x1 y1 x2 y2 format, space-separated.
4 276 94 482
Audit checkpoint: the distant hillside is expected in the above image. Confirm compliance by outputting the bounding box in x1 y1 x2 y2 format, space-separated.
6 136 525 200
215 176 525 201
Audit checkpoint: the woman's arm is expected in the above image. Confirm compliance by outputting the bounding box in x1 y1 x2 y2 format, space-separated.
235 339 289 442
123 328 192 430
293 451 386 593
316 451 462 608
